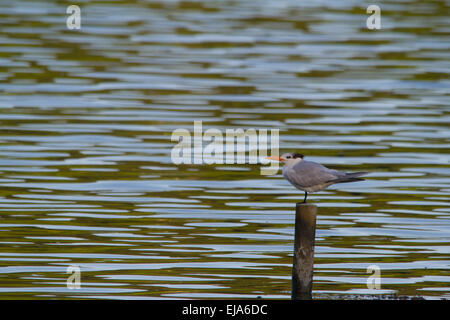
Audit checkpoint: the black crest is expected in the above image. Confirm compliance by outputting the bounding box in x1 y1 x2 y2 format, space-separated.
293 153 304 159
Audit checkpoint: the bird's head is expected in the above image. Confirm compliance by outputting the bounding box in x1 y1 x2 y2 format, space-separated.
266 152 304 164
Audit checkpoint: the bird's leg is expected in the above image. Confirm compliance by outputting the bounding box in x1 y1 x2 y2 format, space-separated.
303 191 308 203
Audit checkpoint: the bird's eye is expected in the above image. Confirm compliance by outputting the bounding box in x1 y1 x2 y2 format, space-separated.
287 156 291 159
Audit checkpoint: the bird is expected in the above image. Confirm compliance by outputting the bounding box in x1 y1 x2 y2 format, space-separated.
266 152 368 203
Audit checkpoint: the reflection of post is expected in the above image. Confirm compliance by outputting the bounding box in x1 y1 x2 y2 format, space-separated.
292 203 317 300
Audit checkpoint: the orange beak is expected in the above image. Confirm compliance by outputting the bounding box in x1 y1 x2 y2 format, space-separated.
266 156 284 162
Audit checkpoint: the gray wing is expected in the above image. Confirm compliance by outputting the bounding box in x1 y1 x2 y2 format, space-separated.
284 160 342 187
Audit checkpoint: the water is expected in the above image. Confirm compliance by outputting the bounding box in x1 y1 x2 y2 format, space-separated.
0 0 449 299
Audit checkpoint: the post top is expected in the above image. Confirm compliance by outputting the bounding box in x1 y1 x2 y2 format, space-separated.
296 202 317 208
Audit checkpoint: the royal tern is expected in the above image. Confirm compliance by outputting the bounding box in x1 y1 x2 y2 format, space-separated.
267 152 368 203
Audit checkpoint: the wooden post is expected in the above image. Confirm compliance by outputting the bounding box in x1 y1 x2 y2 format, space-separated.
291 203 317 300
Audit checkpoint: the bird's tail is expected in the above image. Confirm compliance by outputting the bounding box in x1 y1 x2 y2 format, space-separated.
328 171 369 184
